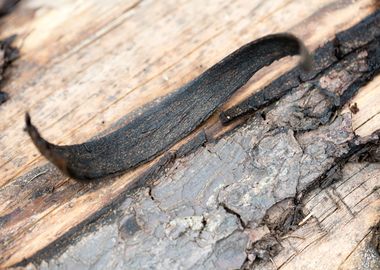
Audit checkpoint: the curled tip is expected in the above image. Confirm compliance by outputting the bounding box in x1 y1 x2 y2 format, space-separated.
24 111 70 178
270 33 312 72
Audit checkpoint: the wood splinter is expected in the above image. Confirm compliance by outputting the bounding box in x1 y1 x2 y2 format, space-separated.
25 33 311 181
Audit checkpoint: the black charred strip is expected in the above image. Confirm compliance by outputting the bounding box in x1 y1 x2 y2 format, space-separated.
26 33 310 181
220 10 380 124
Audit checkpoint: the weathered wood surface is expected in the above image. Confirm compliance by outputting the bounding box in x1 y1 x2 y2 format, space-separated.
0 0 379 269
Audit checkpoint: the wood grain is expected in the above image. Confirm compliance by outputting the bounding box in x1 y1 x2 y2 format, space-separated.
253 163 380 270
0 0 379 268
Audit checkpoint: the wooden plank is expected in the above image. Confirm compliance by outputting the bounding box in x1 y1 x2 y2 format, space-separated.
0 0 379 268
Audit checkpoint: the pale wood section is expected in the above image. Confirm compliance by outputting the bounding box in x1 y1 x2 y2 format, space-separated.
258 163 380 270
342 76 380 137
0 0 379 268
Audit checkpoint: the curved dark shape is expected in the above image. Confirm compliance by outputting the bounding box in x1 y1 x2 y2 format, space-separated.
25 33 311 181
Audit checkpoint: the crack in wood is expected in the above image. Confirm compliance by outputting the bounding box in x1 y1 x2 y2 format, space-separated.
338 229 373 267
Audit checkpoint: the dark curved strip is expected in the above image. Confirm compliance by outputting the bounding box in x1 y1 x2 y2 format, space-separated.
25 33 311 181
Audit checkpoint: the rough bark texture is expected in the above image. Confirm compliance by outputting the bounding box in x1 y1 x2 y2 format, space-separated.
0 1 379 269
